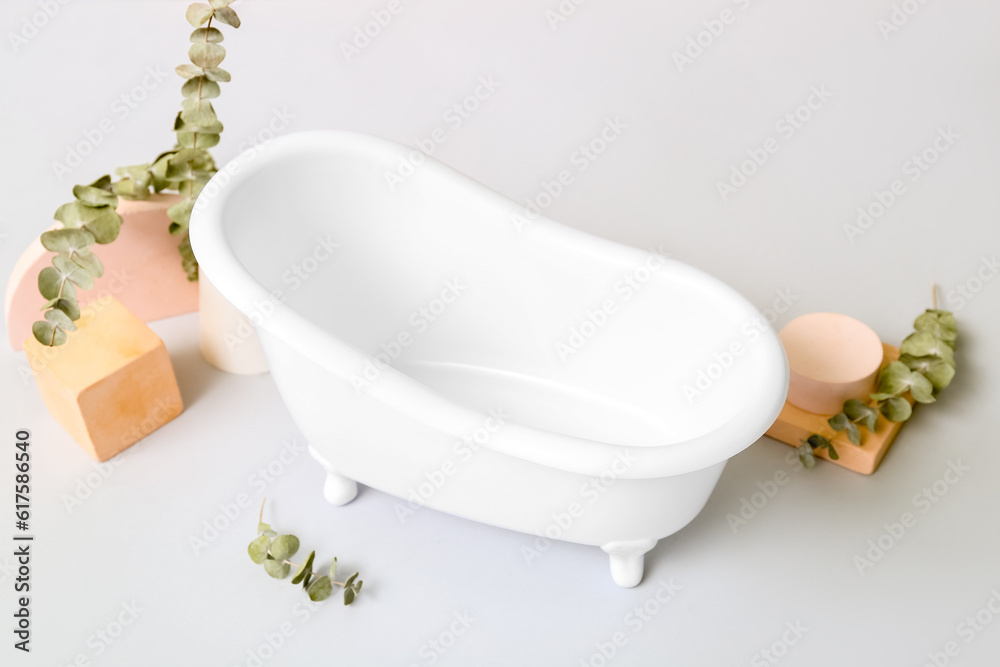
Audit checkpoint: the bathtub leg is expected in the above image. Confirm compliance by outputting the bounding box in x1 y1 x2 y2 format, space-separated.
323 471 358 506
601 539 659 588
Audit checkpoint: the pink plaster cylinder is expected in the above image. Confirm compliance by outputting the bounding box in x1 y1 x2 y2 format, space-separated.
779 313 883 415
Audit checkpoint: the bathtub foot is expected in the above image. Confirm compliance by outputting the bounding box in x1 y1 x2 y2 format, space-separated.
323 471 358 506
601 539 659 588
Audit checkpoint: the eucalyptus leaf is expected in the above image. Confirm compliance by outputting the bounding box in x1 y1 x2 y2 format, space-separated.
54 201 106 228
213 6 241 28
44 308 77 331
190 26 224 43
343 587 356 606
43 297 80 321
876 361 913 395
180 98 218 127
209 0 235 8
901 331 954 367
329 557 337 580
843 399 878 432
270 535 300 561
345 572 359 588
263 559 291 579
909 373 936 404
900 353 955 393
177 132 220 149
69 249 104 278
258 522 277 538
176 63 203 79
826 443 840 460
806 433 830 451
72 184 117 207
870 392 896 401
53 255 94 289
181 76 221 100
248 535 270 564
880 396 912 422
307 576 333 602
203 67 231 82
291 551 316 585
185 3 214 27
844 421 861 446
167 200 195 227
88 174 112 190
179 235 199 281
81 207 123 244
189 42 226 69
32 320 66 346
40 228 95 254
913 309 957 344
827 413 849 431
37 266 75 300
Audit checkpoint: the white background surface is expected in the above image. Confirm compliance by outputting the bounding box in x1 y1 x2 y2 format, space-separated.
2 1 999 665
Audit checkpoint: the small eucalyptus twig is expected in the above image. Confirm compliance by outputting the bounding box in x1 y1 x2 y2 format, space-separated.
248 499 363 605
798 287 958 469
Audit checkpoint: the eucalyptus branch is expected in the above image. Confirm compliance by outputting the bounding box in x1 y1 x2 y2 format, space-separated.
31 1 242 347
798 286 958 468
248 499 364 606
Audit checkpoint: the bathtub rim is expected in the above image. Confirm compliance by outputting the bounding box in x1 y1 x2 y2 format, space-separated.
189 130 789 479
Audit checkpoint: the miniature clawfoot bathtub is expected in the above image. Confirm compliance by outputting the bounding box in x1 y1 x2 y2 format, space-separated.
190 131 789 587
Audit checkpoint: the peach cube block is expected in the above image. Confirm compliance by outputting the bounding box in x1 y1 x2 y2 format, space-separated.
23 296 183 461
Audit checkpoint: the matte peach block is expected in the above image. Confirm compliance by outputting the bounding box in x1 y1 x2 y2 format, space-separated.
22 297 183 462
780 312 884 414
766 344 914 475
5 194 198 350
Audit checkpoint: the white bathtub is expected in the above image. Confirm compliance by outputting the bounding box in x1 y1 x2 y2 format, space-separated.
190 131 788 587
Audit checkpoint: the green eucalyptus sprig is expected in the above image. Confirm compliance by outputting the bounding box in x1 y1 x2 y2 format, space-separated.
31 176 122 345
31 1 241 347
248 499 364 606
798 292 958 468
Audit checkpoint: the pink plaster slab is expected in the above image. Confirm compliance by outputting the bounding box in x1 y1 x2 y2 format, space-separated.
5 194 198 350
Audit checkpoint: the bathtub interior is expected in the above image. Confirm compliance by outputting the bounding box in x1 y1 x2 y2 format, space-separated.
218 140 775 449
